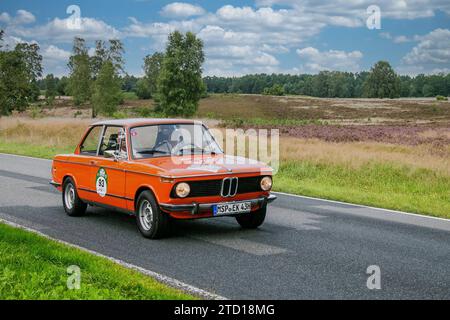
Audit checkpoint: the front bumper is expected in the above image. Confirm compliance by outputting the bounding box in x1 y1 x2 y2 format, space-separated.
50 181 61 188
160 194 277 215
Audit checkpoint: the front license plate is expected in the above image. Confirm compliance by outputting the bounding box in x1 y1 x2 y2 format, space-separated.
213 202 251 216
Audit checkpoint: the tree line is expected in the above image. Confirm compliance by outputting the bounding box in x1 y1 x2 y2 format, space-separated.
204 62 450 99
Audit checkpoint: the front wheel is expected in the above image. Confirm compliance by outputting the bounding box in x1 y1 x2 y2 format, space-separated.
62 178 87 217
136 191 169 239
236 206 266 229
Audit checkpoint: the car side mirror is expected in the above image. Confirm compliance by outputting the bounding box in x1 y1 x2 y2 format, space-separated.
104 150 123 161
113 128 127 162
113 150 122 162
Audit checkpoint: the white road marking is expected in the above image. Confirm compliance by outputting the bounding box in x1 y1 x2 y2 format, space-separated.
315 205 450 232
0 153 53 162
0 216 227 300
0 212 49 231
273 191 450 222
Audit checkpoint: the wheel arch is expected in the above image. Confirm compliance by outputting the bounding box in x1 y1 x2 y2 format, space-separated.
134 185 158 211
62 174 77 187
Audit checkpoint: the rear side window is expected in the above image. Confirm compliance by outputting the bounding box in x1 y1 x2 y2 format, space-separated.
80 126 102 155
99 126 126 157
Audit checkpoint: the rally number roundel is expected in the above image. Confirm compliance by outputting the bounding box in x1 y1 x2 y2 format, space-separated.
96 168 108 197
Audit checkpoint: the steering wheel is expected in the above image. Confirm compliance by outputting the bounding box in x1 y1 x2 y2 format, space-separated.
154 140 172 153
173 143 199 155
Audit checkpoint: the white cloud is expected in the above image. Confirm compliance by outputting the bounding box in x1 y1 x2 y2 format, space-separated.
42 45 71 62
393 35 411 43
0 12 11 24
0 35 28 49
11 17 120 43
15 9 36 24
160 2 205 18
380 32 392 40
255 0 450 20
296 47 363 73
125 4 326 75
206 45 279 65
0 10 35 25
400 28 450 74
124 18 201 51
40 44 71 77
379 32 421 44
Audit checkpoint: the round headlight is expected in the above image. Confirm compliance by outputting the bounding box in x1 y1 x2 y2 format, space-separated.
175 183 190 198
260 176 273 191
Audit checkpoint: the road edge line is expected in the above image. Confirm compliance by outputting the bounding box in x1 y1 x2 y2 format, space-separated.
273 191 450 222
0 152 53 161
0 217 227 300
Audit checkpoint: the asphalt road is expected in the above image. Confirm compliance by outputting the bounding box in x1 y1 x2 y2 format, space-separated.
0 153 449 300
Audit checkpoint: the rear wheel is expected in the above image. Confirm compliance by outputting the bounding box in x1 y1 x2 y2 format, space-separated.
236 206 266 229
62 178 87 216
136 191 169 239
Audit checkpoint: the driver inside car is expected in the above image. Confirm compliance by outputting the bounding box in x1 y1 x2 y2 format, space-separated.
154 125 176 151
155 125 194 155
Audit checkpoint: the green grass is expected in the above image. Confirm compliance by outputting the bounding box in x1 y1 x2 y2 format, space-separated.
274 161 450 219
0 222 194 300
0 141 72 159
122 91 139 100
1 140 449 219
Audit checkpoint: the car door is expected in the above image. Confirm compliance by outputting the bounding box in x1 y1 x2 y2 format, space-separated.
71 125 104 203
89 125 127 210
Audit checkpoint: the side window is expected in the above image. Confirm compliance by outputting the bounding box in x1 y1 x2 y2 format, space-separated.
80 126 102 155
130 126 158 159
99 126 127 158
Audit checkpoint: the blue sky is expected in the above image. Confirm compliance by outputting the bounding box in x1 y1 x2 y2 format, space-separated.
1 0 449 77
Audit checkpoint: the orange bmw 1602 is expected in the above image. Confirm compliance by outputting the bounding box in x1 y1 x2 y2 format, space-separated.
51 119 276 239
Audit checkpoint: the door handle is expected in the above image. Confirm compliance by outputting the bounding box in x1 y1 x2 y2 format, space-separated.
90 160 98 166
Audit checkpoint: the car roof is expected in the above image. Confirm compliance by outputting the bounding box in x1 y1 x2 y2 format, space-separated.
90 118 200 128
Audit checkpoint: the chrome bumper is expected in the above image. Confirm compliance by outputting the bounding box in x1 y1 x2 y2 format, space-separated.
160 194 277 215
49 180 61 188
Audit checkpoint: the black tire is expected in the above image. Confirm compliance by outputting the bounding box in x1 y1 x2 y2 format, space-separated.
236 206 266 229
135 190 169 239
62 177 87 217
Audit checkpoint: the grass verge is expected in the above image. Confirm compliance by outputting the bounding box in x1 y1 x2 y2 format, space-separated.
0 222 194 300
0 141 72 159
275 161 450 219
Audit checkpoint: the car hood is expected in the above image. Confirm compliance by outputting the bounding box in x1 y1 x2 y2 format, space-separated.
137 154 272 178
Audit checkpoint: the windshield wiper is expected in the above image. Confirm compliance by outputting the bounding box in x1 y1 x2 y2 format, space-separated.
203 151 218 155
137 149 169 155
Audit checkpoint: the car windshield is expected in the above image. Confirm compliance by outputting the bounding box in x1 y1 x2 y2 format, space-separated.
130 123 223 159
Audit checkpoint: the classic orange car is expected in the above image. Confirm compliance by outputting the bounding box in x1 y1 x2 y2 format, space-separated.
51 119 276 239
